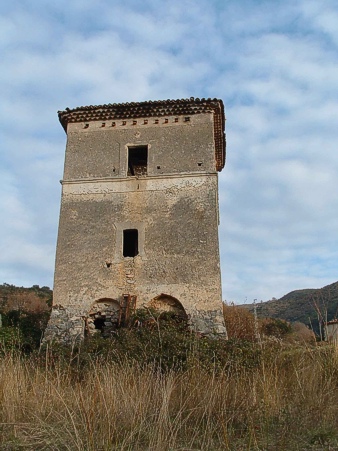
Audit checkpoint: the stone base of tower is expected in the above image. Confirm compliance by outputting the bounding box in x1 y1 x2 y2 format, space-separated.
43 305 85 345
43 305 227 344
189 309 228 338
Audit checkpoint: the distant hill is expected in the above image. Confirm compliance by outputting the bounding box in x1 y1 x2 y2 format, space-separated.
0 283 52 313
241 281 338 336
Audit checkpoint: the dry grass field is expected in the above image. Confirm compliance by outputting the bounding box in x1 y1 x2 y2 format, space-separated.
1 339 338 450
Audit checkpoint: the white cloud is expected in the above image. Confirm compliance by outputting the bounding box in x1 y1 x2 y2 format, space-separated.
1 0 338 304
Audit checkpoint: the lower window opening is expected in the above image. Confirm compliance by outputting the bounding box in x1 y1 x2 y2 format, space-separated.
123 229 139 257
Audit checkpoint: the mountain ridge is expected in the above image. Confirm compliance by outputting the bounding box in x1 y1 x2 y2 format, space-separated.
240 280 338 335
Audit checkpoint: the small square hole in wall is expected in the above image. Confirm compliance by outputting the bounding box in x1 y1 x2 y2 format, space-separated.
157 165 161 169
198 162 203 167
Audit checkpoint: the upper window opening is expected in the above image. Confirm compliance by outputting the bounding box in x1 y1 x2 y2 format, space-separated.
128 145 148 176
123 229 138 257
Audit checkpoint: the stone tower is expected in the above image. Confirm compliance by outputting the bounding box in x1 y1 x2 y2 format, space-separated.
44 97 227 342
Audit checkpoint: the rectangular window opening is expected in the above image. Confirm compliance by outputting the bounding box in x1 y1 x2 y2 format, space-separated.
123 229 138 257
128 145 148 176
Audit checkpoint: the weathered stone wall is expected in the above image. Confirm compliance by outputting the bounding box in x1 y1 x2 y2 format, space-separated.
44 305 226 343
54 174 221 307
63 114 216 180
46 108 227 341
43 305 84 344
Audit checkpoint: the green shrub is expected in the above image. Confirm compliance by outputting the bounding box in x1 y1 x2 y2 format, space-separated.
260 318 292 338
39 309 263 376
0 327 22 353
0 309 50 351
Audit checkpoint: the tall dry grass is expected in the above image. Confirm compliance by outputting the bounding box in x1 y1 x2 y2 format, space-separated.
0 343 338 450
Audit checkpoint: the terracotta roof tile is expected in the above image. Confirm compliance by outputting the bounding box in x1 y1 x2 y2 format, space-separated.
58 97 226 171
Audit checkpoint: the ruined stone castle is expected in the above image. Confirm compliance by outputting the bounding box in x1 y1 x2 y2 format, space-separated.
44 97 227 342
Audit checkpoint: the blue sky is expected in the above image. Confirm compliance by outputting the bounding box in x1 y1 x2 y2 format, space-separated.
1 0 338 303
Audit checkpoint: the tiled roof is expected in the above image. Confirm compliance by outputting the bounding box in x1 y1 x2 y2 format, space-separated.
58 97 226 171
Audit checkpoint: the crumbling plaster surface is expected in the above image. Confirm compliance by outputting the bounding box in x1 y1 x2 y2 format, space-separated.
54 174 221 312
63 114 216 180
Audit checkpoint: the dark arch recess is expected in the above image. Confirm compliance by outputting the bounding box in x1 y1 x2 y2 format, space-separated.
85 298 121 337
147 293 188 320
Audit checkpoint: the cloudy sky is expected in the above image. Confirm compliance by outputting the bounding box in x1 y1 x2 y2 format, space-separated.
1 0 338 303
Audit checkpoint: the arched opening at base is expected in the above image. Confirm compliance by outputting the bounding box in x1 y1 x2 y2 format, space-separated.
147 294 188 320
85 298 121 338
